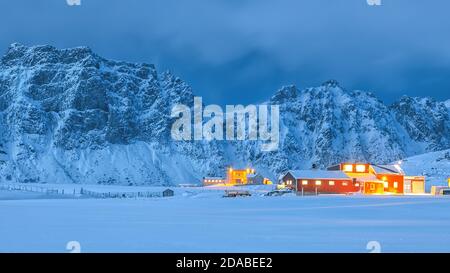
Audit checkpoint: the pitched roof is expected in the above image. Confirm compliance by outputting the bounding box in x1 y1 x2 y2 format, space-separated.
203 177 225 180
286 170 350 180
371 164 404 175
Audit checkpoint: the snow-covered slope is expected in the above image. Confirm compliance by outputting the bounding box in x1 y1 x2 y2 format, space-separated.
0 44 449 185
401 149 450 188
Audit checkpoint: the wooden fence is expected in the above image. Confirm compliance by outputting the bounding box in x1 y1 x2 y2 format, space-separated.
0 184 72 195
79 188 164 199
0 184 173 199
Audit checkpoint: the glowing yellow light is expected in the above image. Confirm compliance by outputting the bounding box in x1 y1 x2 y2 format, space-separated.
302 180 308 185
315 180 322 186
383 181 388 188
382 176 387 181
355 164 366 173
343 164 353 172
342 182 348 186
394 182 398 189
329 181 335 186
246 168 250 173
355 183 360 187
229 168 233 173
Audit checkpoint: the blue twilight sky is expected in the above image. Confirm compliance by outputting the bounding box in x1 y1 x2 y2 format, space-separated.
1 0 450 105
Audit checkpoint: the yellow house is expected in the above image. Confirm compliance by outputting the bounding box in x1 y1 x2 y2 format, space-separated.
226 167 255 185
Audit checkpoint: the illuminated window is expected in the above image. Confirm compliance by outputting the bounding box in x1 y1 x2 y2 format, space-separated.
355 165 366 173
342 182 348 186
329 181 335 186
394 182 398 189
383 182 388 188
343 165 353 172
355 183 360 187
315 180 322 186
302 180 308 185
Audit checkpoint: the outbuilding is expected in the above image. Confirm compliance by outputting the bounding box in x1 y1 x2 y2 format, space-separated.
162 189 174 197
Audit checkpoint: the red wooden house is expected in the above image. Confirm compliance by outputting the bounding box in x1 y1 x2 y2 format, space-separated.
281 162 426 195
280 170 360 194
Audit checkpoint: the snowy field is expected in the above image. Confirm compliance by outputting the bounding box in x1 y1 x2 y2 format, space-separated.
1 185 450 253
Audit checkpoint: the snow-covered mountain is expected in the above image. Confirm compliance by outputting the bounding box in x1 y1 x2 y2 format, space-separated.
0 44 449 185
232 81 450 178
0 43 225 185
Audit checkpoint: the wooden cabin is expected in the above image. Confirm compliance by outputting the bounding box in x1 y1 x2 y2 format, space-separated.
162 189 174 197
247 173 264 185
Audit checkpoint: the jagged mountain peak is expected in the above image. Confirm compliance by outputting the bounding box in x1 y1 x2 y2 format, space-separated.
270 85 298 103
321 79 341 88
1 43 98 67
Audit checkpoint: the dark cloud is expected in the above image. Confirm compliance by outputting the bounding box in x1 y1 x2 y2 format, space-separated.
1 0 449 104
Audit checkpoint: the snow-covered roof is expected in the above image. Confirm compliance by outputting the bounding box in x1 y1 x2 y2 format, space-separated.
203 177 224 180
371 165 404 175
286 170 350 180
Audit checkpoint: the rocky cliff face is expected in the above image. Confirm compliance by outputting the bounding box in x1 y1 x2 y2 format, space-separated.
0 43 225 185
390 96 450 152
0 44 449 184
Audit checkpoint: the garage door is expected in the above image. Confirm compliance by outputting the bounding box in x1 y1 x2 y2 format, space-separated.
412 181 425 194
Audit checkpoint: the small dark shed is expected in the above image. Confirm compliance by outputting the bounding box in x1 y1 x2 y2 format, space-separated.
162 189 174 197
